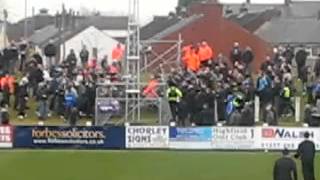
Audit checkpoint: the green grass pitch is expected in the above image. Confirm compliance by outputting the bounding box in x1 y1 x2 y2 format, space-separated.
0 150 319 180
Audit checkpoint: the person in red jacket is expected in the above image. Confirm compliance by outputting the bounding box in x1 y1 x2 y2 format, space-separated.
143 75 159 98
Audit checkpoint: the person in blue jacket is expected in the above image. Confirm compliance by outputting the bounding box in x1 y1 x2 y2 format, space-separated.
64 86 78 122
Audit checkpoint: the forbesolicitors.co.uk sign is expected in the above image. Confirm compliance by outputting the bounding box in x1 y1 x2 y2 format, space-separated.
10 125 320 150
126 126 169 148
0 126 13 148
14 126 125 149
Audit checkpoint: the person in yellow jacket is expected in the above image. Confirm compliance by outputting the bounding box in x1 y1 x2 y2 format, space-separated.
279 83 295 117
166 82 183 122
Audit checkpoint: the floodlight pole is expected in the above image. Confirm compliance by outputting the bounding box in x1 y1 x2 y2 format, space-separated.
24 0 28 39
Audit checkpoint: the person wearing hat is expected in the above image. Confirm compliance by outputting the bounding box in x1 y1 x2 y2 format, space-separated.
294 132 316 180
273 148 297 180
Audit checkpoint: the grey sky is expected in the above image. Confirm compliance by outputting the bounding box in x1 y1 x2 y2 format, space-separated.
1 0 297 23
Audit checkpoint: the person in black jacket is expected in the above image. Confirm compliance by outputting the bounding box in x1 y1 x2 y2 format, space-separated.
69 107 79 126
1 108 9 125
29 64 44 97
19 40 28 71
314 54 320 79
240 102 254 126
85 82 96 117
294 132 316 180
241 46 254 73
17 77 29 119
273 149 297 180
79 45 89 68
230 42 242 65
66 49 77 70
283 45 295 65
101 55 108 70
32 51 43 66
197 104 215 126
295 48 308 80
4 43 19 74
44 40 57 68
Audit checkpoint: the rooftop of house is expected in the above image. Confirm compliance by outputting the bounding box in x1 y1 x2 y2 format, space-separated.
223 1 320 19
255 18 320 44
7 12 128 42
140 16 182 40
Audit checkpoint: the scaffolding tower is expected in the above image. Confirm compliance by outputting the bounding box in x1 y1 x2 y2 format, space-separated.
125 0 141 123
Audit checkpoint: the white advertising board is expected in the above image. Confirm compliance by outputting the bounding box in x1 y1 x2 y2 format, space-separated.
126 126 169 148
212 127 257 150
259 127 320 150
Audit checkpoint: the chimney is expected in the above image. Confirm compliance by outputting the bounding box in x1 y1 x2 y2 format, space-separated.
239 3 248 14
207 0 218 3
71 11 76 29
188 1 223 19
246 0 251 4
55 11 61 29
31 7 35 32
39 8 49 15
225 6 233 16
285 0 291 6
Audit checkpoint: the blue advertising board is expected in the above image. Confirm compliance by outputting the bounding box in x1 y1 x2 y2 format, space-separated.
169 127 212 149
14 126 125 149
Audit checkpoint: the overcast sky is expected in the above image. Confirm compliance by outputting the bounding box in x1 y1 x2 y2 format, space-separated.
0 0 305 23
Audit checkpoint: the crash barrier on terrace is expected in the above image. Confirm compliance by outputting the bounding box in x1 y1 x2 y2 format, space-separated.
1 125 320 150
254 96 303 123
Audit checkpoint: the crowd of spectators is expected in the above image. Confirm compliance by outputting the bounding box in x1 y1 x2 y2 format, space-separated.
166 41 320 127
0 40 124 125
0 38 320 127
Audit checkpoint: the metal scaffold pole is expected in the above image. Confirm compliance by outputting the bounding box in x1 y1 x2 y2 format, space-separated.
125 0 141 123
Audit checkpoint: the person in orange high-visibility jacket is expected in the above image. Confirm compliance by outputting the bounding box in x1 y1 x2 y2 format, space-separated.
1 74 15 106
1 74 14 94
112 43 124 61
143 76 159 98
186 47 200 72
198 41 213 63
182 45 192 66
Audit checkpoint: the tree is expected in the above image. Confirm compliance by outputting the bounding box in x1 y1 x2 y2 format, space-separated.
178 0 203 7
